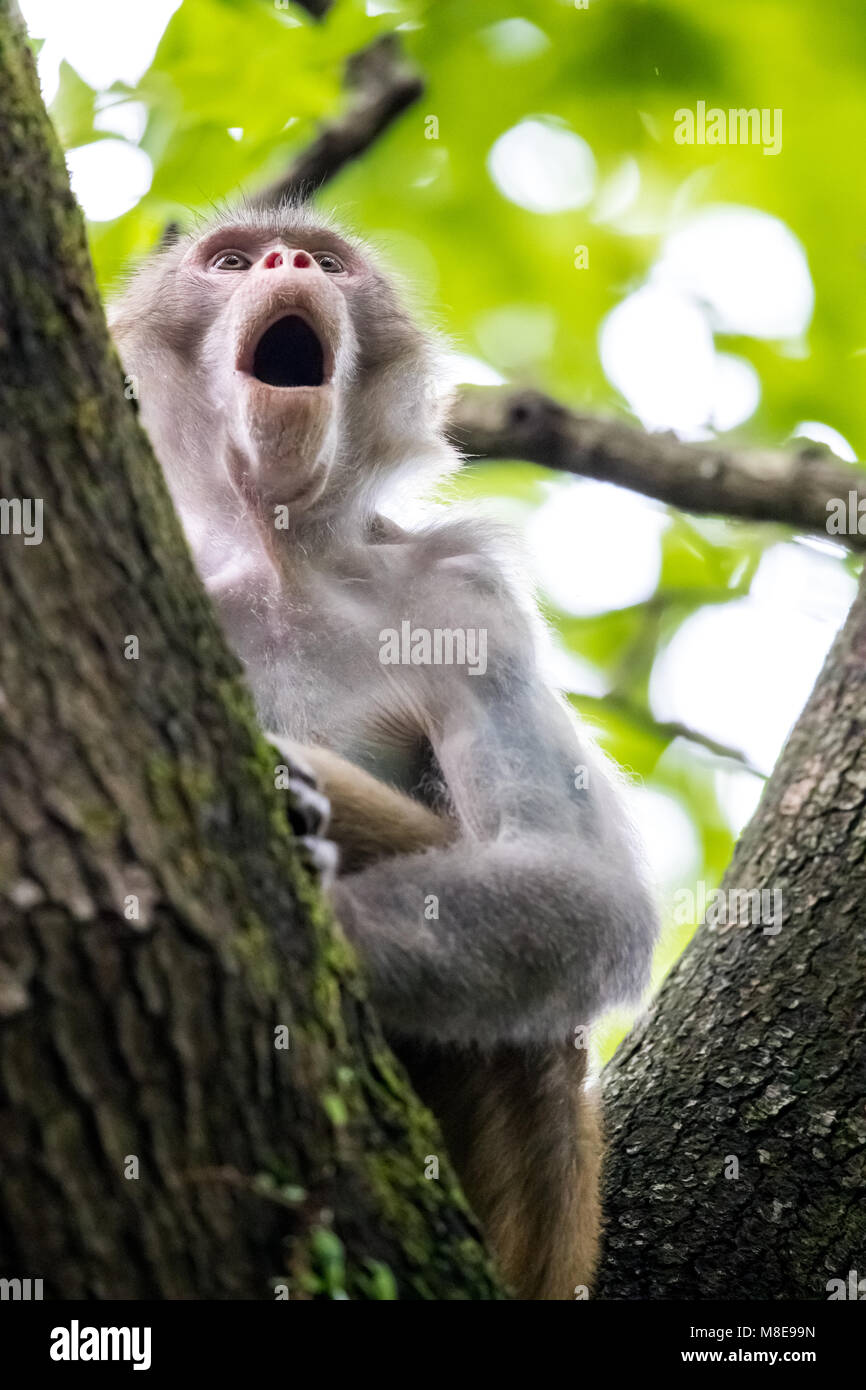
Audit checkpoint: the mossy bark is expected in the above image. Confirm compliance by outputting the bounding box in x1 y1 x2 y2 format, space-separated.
597 579 866 1300
0 3 502 1300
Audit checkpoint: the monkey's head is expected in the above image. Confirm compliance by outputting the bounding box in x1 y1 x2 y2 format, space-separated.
111 203 456 520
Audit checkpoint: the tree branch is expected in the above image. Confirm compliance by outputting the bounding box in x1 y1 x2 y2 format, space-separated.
291 0 333 18
596 570 866 1298
255 34 423 206
571 692 761 774
449 385 866 552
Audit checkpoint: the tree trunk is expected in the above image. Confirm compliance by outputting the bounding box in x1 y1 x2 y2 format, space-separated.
597 581 866 1299
2 0 863 1303
0 2 500 1300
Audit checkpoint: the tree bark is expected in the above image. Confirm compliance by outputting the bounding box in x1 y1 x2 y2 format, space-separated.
0 3 500 1300
597 579 866 1299
2 0 863 1304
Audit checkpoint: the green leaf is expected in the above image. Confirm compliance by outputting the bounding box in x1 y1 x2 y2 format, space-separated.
51 61 98 150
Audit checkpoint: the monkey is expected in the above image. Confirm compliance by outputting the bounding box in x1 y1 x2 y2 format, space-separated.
110 202 658 1299
273 736 604 1299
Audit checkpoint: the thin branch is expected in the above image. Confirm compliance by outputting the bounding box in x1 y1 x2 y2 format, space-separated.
571 692 762 774
291 0 333 18
255 34 423 206
448 385 866 552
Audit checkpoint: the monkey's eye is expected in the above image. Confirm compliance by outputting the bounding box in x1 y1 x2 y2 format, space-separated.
210 251 252 271
312 251 345 274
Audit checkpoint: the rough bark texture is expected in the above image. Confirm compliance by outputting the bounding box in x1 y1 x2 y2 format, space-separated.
3 0 863 1306
450 385 866 551
597 579 866 1299
0 4 500 1300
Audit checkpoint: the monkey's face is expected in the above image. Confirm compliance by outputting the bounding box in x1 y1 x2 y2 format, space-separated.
113 210 455 520
176 222 363 511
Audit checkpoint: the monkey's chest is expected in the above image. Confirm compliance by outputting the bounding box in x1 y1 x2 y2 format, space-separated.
212 543 482 793
237 600 437 792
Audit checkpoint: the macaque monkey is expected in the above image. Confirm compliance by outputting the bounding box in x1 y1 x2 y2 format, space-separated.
111 203 658 1299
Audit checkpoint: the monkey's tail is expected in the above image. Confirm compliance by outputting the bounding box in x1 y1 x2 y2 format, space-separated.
400 1041 602 1300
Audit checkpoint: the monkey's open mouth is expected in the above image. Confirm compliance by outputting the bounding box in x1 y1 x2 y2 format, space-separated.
251 315 325 388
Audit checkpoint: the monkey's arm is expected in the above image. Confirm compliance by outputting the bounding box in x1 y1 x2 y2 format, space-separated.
270 735 455 874
332 634 658 1048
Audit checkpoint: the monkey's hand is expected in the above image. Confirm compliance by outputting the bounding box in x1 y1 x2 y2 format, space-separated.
269 735 454 876
267 734 339 886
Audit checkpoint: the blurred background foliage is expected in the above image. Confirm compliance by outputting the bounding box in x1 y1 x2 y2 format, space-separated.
27 0 866 1055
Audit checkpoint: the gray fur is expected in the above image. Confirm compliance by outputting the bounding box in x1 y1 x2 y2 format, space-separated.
112 203 659 1051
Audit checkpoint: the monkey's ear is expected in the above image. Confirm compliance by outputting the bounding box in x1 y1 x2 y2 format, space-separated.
368 514 409 544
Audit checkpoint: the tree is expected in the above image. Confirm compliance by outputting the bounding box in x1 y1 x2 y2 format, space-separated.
2 0 864 1300
597 581 866 1298
0 2 499 1300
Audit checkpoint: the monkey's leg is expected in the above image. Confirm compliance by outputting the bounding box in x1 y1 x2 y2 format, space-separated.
268 735 455 874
